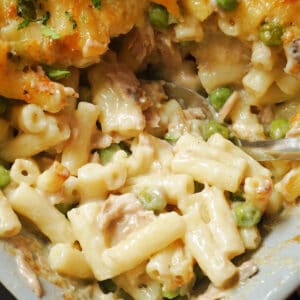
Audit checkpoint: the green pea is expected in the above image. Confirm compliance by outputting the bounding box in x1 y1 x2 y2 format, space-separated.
269 118 289 139
162 289 180 299
138 189 167 213
149 4 169 29
99 279 117 294
233 202 262 228
0 97 8 114
164 133 179 143
99 144 122 165
208 87 233 111
216 0 238 11
204 121 230 140
0 166 10 188
98 142 130 164
259 22 283 47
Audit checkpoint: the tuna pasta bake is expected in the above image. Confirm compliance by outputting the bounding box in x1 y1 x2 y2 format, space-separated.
0 0 299 299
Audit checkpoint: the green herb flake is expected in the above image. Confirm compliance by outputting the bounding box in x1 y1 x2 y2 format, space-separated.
42 65 71 81
65 11 77 30
92 0 101 9
41 11 50 25
17 19 30 30
47 69 70 80
41 25 60 40
46 69 71 81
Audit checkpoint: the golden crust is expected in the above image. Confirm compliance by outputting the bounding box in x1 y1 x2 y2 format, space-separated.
0 0 147 67
0 0 299 112
0 41 76 112
0 0 147 111
217 0 300 38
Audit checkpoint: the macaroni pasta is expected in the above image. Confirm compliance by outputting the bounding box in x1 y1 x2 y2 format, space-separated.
0 0 299 299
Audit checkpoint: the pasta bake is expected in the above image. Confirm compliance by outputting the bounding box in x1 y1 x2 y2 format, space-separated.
0 0 299 299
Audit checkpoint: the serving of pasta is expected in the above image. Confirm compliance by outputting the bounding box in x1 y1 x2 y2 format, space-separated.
0 0 300 299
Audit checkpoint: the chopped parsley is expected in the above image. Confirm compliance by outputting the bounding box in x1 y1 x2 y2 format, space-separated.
43 65 71 81
65 11 77 29
17 0 50 30
40 11 50 25
17 0 36 29
92 0 101 9
17 19 30 30
46 69 70 80
41 25 60 39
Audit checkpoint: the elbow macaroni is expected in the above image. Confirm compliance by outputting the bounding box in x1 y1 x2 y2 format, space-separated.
0 191 21 238
62 102 99 175
7 183 75 244
48 243 94 279
172 134 247 192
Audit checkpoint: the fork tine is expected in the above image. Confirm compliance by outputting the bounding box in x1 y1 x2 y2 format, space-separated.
163 82 217 120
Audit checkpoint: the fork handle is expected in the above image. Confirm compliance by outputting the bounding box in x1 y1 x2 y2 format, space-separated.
239 137 300 161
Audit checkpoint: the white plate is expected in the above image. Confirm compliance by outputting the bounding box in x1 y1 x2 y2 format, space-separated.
228 206 300 300
0 206 300 300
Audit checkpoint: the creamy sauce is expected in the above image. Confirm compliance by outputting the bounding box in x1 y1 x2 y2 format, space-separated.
4 229 98 299
194 260 258 300
15 253 43 297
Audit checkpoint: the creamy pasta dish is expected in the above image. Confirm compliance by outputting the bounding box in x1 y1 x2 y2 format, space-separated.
0 0 300 299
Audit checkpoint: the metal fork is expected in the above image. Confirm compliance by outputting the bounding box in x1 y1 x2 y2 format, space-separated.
163 82 300 161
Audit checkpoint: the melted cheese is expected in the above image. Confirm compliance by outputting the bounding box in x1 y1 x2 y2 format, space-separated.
0 0 147 67
219 0 300 39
